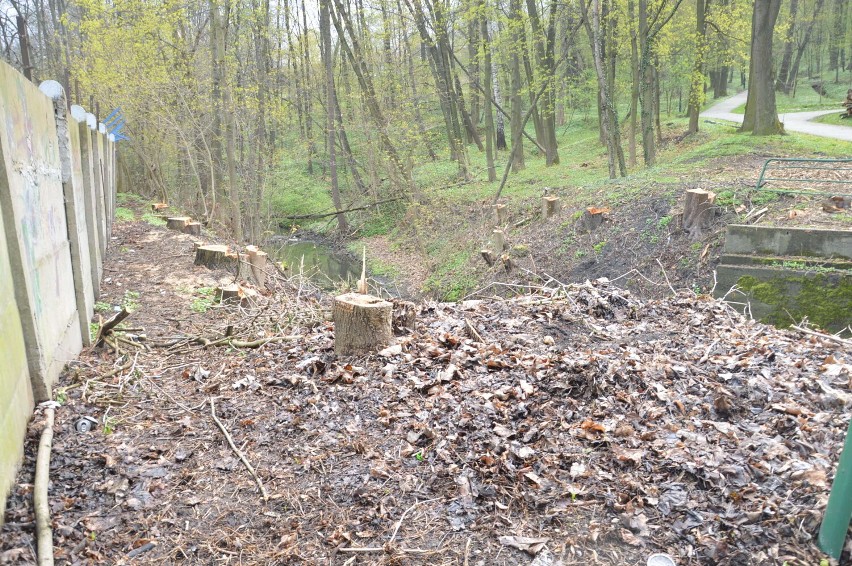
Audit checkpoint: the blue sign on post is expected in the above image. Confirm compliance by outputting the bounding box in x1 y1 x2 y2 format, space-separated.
104 107 129 141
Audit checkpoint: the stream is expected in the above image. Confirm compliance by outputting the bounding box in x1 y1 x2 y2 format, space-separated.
268 237 362 290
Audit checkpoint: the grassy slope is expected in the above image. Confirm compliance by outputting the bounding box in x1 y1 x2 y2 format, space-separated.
267 75 852 300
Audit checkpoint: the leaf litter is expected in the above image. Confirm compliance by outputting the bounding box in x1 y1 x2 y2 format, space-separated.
0 219 850 565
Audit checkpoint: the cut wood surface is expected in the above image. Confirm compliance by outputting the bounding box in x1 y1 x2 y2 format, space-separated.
492 229 506 253
333 293 393 356
151 203 169 212
166 217 192 231
682 189 717 239
195 244 235 269
183 222 202 236
542 196 560 220
581 206 610 233
246 246 268 288
493 204 508 225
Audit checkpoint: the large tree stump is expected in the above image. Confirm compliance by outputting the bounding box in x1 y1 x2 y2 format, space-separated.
682 189 717 239
493 204 508 225
542 196 560 220
195 244 236 269
183 222 202 236
167 216 191 231
333 293 393 356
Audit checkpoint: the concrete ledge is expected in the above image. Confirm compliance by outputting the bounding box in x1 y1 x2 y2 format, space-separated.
724 225 852 260
715 264 852 334
719 253 852 271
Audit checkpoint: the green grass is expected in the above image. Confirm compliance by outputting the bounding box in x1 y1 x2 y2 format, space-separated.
116 192 147 205
730 75 852 115
813 112 852 127
115 207 135 221
141 212 167 226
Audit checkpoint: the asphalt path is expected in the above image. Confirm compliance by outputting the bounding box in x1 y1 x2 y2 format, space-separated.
701 90 852 142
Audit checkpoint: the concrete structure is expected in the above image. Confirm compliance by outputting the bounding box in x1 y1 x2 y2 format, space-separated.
715 225 852 335
0 60 116 522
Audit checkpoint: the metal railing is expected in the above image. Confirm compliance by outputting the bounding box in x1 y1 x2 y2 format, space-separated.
756 158 852 198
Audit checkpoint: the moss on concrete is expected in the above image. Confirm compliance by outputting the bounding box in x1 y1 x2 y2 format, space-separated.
738 273 852 332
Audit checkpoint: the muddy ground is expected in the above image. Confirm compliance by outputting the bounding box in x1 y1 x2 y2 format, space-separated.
1 216 851 565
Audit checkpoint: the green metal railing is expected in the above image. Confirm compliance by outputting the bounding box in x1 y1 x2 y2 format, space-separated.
819 417 852 560
756 158 852 198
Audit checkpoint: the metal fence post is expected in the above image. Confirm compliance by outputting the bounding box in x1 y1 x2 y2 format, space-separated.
819 417 852 560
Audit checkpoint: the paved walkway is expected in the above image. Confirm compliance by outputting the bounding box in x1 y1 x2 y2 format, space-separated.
701 90 852 142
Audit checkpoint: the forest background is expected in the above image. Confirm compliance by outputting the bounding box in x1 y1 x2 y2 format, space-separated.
0 0 850 281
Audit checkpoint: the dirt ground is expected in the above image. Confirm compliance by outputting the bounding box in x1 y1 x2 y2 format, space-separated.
1 215 851 565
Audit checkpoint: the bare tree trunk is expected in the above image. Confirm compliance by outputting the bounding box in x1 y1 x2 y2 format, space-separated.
776 0 798 91
321 0 349 232
688 0 708 134
509 0 525 171
481 6 497 181
785 0 826 93
742 0 783 135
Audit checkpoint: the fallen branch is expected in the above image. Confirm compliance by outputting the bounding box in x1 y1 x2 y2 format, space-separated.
95 307 132 346
210 397 269 502
791 325 852 347
34 407 55 566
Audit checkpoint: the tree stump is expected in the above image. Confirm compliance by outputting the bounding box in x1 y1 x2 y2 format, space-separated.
501 254 514 273
217 284 243 303
167 216 191 231
333 293 393 356
492 229 506 253
542 196 560 220
195 244 236 269
580 206 609 233
151 203 169 213
493 204 508 225
245 246 268 288
183 222 202 236
682 189 717 239
480 250 495 266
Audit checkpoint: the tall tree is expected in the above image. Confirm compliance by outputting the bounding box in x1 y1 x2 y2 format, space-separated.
741 0 783 135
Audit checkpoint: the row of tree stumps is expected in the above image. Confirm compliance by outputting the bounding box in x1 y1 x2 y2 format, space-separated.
480 188 717 271
155 204 204 237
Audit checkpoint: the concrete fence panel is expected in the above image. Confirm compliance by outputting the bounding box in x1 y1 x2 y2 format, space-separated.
0 60 83 401
0 198 34 523
71 105 103 297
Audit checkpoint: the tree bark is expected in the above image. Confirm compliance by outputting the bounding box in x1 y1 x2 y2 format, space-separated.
509 0 525 172
688 0 708 134
481 7 497 181
741 0 783 135
321 0 349 233
333 293 394 356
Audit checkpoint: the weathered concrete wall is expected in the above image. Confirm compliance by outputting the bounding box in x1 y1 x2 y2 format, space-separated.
0 61 83 401
0 60 116 523
724 224 852 260
0 200 34 524
71 105 103 297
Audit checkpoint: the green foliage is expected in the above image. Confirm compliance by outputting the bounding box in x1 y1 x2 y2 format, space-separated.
94 301 111 312
190 287 216 313
122 290 140 312
141 212 167 227
116 193 146 205
115 207 135 221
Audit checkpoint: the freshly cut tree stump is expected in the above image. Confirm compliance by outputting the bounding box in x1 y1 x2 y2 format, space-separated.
682 189 717 239
333 293 393 356
217 284 243 303
245 246 269 288
580 206 610 233
195 244 236 269
480 249 495 266
542 196 560 220
492 229 506 253
167 216 192 231
493 204 508 225
151 203 169 213
183 222 202 236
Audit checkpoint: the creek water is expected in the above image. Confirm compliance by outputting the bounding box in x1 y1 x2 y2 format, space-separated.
269 238 361 289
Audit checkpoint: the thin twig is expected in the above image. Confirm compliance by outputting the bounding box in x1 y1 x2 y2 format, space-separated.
210 397 269 502
791 325 852 347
